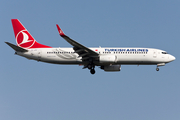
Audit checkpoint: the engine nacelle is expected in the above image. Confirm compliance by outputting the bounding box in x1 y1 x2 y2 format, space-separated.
99 55 117 63
101 65 121 72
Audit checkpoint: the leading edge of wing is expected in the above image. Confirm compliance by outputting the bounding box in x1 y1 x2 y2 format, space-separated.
56 24 99 56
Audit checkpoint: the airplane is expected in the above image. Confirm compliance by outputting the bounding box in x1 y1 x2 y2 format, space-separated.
5 19 176 74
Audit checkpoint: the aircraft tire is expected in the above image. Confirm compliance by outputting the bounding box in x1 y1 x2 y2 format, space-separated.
156 68 159 71
88 64 92 69
90 69 95 74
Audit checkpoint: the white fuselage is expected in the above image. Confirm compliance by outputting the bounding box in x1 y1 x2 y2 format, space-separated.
7 19 176 74
16 47 175 66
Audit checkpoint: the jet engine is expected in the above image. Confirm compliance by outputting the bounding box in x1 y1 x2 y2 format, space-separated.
99 55 117 63
101 65 121 72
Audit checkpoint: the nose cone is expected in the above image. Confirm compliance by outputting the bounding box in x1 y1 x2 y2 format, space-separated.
169 55 176 62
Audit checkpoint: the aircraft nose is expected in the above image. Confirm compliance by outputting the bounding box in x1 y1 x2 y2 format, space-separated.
169 55 176 62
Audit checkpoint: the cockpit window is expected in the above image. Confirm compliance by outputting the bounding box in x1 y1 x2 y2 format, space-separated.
162 52 168 54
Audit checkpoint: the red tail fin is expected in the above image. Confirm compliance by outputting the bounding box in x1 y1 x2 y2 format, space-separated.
11 19 51 49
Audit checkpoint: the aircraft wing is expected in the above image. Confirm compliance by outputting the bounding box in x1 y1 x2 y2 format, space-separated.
56 25 99 60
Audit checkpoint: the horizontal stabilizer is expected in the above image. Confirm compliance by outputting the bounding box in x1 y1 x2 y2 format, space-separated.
5 42 28 52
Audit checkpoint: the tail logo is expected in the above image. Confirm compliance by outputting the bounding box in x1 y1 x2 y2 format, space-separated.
16 30 35 48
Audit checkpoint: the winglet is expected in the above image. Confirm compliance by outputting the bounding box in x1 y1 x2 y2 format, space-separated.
56 24 65 37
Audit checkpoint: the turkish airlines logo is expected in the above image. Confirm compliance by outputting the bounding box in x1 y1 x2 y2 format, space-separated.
16 30 35 48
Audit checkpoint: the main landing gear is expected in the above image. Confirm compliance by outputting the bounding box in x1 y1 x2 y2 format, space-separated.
87 64 95 74
90 69 95 74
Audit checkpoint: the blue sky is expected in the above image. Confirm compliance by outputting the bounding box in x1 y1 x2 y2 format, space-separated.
0 0 180 120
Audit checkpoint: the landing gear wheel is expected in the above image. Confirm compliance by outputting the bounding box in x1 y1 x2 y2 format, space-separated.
156 68 159 71
90 69 95 74
88 64 92 69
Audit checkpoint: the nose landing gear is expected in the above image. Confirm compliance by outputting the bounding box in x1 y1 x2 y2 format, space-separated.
156 63 165 71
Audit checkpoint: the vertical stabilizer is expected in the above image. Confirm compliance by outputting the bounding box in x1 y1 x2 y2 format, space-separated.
11 19 51 49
